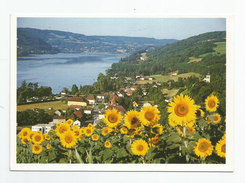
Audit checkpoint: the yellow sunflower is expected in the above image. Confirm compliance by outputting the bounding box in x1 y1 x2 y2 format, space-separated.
60 131 77 148
104 141 111 148
32 144 42 154
56 123 61 128
21 136 30 145
102 127 113 136
139 106 160 126
73 128 81 138
104 108 123 128
43 134 50 140
46 144 52 150
66 119 73 126
56 123 70 137
222 133 226 140
32 133 44 144
213 113 221 124
168 94 197 126
72 125 79 130
205 95 219 112
169 118 178 127
194 138 213 159
92 134 99 141
120 126 128 134
187 121 196 133
151 124 163 135
131 139 149 156
195 106 204 120
79 136 84 141
88 123 95 130
20 128 31 138
80 127 85 135
84 127 93 137
215 139 226 158
124 110 141 129
29 131 36 140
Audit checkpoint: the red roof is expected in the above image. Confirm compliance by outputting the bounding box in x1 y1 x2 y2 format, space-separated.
74 111 83 118
127 90 133 94
70 105 82 109
131 85 137 89
68 97 88 104
86 94 95 100
53 116 66 119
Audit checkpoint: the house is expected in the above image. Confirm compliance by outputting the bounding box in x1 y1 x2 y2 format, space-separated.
106 104 125 115
140 76 145 80
97 94 105 100
68 97 89 107
171 72 177 76
74 111 83 118
149 77 154 80
117 92 125 98
61 89 67 96
70 105 82 111
84 108 92 115
133 101 138 108
31 124 55 134
136 75 142 79
86 94 96 105
131 85 137 91
52 116 66 124
54 110 62 116
73 120 81 128
203 73 211 83
127 90 133 96
142 101 153 107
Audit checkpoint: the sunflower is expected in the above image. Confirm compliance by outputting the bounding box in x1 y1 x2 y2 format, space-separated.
29 131 36 140
84 127 93 137
169 118 178 127
168 94 197 126
88 123 95 130
80 127 85 135
36 131 42 135
187 121 196 133
215 139 226 158
139 106 160 126
73 129 81 138
56 123 70 137
151 124 163 135
21 136 30 145
43 134 50 140
46 144 52 150
66 119 73 126
194 138 213 159
92 134 99 141
60 131 77 148
131 139 149 156
195 106 204 120
120 126 128 134
79 136 84 141
213 113 221 124
102 127 113 136
124 110 141 129
32 133 44 144
205 95 219 112
104 108 123 128
20 128 31 138
104 141 111 148
72 125 79 130
177 128 184 137
222 133 226 140
32 144 42 154
56 123 61 128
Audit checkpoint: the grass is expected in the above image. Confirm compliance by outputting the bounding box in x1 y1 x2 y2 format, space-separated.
162 89 179 98
17 100 68 112
188 57 202 63
18 125 32 129
138 72 200 85
199 41 226 57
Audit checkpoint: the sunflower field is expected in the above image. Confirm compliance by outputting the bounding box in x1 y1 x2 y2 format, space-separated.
16 94 226 164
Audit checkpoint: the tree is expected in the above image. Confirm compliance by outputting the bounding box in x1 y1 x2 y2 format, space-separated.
71 84 79 95
98 103 105 110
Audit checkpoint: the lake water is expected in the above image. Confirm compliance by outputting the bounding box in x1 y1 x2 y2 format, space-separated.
17 53 126 94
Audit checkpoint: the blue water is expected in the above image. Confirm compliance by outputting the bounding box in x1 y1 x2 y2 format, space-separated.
17 53 126 94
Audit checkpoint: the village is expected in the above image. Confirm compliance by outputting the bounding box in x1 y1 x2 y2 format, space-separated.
19 72 211 135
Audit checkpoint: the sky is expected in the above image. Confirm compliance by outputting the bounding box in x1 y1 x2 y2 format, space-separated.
17 17 226 40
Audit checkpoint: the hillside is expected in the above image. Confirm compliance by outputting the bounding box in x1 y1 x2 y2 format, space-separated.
18 28 178 55
17 29 60 56
111 31 226 77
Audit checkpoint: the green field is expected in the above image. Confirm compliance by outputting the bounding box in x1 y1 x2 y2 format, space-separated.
162 89 179 98
199 41 226 57
188 57 202 63
138 72 200 85
17 100 68 112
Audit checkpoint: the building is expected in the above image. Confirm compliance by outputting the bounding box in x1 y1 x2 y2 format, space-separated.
31 124 55 134
61 89 67 96
68 97 89 107
131 85 137 91
70 105 82 111
203 73 211 83
52 116 66 124
171 72 177 76
84 108 92 115
86 94 96 105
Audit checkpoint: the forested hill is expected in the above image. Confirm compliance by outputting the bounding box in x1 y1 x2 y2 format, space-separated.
17 29 60 56
18 28 177 54
111 31 226 77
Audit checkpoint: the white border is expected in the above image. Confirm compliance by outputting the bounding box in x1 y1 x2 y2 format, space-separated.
10 15 234 171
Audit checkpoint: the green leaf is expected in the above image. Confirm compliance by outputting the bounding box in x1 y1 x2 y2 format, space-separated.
198 119 209 127
166 143 180 150
75 148 84 164
116 147 128 159
103 149 114 161
48 150 56 161
59 158 66 163
145 151 156 161
166 133 181 143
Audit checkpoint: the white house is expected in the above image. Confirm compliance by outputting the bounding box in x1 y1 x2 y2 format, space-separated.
97 94 105 100
61 89 67 96
84 108 92 115
86 94 96 105
54 110 62 116
32 124 55 134
171 72 177 76
73 120 81 128
52 116 66 124
203 73 211 83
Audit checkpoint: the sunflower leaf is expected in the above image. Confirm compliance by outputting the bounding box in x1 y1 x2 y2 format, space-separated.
166 133 181 143
116 147 128 159
75 148 84 164
103 149 114 161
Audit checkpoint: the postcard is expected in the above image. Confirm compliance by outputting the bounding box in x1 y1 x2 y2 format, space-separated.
10 15 234 171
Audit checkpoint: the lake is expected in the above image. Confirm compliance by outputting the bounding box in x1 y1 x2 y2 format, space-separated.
17 53 126 94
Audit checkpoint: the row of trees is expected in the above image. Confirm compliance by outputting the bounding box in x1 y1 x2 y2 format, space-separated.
17 81 53 104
